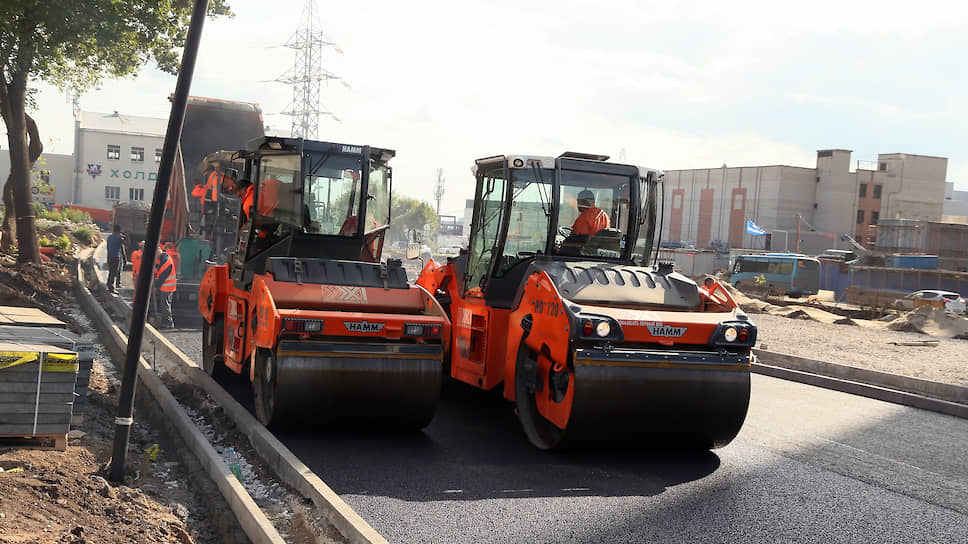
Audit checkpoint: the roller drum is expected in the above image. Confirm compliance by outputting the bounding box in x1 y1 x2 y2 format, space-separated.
268 340 442 429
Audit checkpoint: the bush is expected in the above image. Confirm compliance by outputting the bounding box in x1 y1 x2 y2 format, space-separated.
63 208 92 222
38 236 52 247
53 234 71 251
44 210 64 221
73 226 94 245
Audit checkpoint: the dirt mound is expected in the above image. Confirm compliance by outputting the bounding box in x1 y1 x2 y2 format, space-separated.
887 306 968 338
0 260 78 329
39 222 102 248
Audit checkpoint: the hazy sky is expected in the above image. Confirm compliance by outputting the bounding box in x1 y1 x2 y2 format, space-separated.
24 0 968 215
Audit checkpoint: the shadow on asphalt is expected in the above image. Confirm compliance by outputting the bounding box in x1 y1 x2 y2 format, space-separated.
274 380 722 502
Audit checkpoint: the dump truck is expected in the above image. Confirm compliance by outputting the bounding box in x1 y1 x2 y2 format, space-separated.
163 96 265 322
416 152 756 449
199 136 450 428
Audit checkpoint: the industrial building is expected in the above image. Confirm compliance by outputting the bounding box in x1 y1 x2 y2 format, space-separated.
943 182 968 224
661 150 948 255
71 110 166 211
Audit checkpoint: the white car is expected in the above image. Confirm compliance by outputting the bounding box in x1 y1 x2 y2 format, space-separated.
898 290 967 313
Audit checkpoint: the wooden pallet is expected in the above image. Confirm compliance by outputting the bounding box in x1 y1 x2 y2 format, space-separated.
0 433 68 451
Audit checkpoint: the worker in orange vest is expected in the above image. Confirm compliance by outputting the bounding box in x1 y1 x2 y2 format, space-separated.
130 241 145 287
153 247 178 329
571 189 610 236
164 241 181 278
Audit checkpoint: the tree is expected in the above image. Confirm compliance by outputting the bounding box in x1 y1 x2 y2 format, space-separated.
390 195 437 244
0 0 232 262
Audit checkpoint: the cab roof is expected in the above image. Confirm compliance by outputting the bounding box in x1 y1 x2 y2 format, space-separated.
475 152 662 179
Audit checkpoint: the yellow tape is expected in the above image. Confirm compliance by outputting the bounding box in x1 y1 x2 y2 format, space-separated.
0 351 79 372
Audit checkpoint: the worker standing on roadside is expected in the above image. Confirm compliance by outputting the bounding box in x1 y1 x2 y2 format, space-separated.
130 241 145 287
153 246 177 329
106 224 127 294
164 241 181 278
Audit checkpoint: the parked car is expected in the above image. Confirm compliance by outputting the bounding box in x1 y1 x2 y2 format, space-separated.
818 249 858 262
896 290 967 313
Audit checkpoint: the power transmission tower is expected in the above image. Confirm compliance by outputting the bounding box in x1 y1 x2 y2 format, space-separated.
276 0 343 139
434 168 445 216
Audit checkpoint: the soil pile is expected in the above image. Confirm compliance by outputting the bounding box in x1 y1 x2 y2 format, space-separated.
887 305 968 339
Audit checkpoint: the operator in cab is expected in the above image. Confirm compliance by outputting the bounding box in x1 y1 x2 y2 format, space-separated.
571 189 609 236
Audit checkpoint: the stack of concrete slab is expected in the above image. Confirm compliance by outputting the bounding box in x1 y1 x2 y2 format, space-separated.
0 342 78 449
0 306 67 328
0 326 95 424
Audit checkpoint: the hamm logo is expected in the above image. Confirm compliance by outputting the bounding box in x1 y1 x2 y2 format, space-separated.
344 321 385 333
647 325 687 338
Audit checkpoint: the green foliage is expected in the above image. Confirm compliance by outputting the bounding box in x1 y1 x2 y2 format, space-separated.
73 226 94 245
0 1 234 94
63 208 92 222
38 236 51 247
43 210 64 221
53 234 70 251
390 196 438 242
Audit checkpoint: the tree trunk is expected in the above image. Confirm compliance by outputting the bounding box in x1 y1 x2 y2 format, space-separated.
1 74 42 263
1 114 42 253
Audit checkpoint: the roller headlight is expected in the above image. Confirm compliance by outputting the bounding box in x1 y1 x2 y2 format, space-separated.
723 326 737 342
595 321 611 337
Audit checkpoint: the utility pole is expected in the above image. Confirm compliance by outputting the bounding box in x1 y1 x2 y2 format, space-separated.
109 0 208 483
796 213 801 254
434 168 445 217
276 0 344 138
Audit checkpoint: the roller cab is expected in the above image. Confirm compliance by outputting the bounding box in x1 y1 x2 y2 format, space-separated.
418 152 756 449
200 137 449 429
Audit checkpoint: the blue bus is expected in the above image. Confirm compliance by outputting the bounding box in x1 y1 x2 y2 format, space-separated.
729 253 821 297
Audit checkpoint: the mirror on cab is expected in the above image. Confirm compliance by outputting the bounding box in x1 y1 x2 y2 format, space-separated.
406 229 421 260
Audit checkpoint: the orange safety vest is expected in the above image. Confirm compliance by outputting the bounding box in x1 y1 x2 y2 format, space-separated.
166 248 181 275
131 249 143 282
572 206 610 236
155 255 177 292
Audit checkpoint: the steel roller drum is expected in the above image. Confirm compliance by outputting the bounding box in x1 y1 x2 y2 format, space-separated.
561 348 751 448
269 340 443 429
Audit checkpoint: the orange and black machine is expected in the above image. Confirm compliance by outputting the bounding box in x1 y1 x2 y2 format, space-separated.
199 136 449 428
417 152 756 449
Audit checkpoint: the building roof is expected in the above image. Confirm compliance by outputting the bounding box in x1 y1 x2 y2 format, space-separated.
79 111 167 137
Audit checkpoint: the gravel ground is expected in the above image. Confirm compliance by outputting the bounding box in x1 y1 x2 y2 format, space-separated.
751 313 968 387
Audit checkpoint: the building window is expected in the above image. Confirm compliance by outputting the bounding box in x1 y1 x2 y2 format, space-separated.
131 147 144 162
673 194 683 209
873 184 882 199
878 162 887 171
733 193 744 210
107 145 120 160
871 211 879 224
129 188 144 201
856 210 865 224
105 186 120 200
858 184 867 198
155 148 162 163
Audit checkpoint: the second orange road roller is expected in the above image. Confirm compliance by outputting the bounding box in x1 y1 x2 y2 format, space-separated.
199 136 450 428
417 152 756 449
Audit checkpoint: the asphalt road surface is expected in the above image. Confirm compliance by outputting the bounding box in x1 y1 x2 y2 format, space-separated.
166 329 968 543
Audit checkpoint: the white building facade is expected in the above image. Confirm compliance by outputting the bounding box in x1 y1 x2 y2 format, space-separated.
0 151 74 206
72 111 166 211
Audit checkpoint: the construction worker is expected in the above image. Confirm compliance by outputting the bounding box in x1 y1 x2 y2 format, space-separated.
130 241 145 287
234 178 254 223
105 224 127 294
571 189 610 236
164 241 181 278
153 246 177 329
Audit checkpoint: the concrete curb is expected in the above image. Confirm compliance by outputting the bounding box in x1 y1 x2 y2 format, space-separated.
753 349 968 419
76 251 287 544
87 243 386 544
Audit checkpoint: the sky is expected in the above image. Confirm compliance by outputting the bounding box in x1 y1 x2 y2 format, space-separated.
22 0 968 216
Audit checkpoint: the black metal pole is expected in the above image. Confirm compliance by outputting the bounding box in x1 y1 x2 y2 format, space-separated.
109 0 209 483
